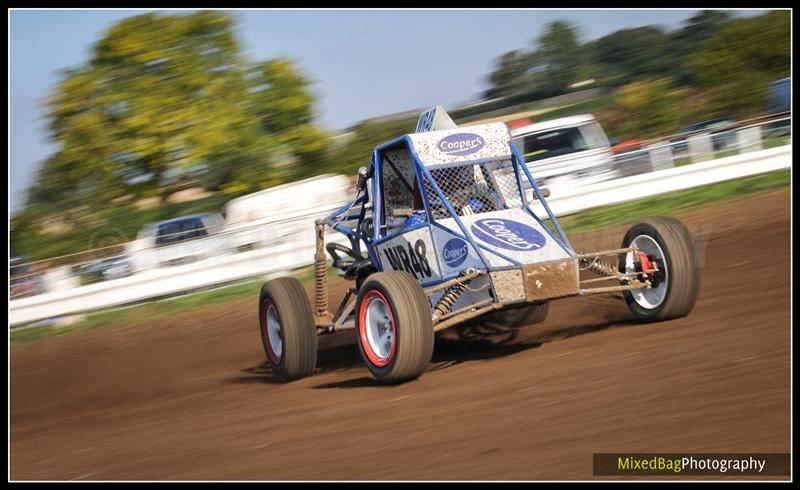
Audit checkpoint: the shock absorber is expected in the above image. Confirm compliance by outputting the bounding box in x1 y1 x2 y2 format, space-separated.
433 282 467 322
314 220 331 323
579 256 619 278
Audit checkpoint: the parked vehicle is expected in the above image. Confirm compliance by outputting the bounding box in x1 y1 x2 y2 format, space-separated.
767 77 790 114
764 77 791 138
510 114 618 191
80 254 133 282
10 256 45 299
135 213 227 267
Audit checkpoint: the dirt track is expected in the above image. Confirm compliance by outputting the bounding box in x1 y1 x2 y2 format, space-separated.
11 189 791 480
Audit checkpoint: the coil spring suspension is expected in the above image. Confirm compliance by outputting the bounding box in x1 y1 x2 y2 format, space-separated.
314 220 330 321
579 256 619 278
314 254 328 311
433 283 467 321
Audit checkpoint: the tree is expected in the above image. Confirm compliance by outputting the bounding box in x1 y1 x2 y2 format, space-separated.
485 50 531 99
32 10 333 221
671 10 732 56
607 78 680 139
42 11 268 207
533 21 585 94
689 11 790 118
327 117 418 177
669 10 732 84
588 26 673 86
485 21 587 101
246 59 330 181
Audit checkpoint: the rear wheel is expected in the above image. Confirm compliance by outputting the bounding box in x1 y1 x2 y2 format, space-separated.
619 217 700 322
259 277 318 380
355 272 434 384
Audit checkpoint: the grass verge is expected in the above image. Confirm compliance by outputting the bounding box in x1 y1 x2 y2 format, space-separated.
558 169 789 235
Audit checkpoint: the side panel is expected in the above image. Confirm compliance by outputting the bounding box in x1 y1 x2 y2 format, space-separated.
437 208 570 266
429 224 503 278
374 226 441 284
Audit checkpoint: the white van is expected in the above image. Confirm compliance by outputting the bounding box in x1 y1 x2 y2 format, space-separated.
510 114 618 191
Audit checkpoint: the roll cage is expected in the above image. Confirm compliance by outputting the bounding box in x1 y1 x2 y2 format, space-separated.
321 134 574 284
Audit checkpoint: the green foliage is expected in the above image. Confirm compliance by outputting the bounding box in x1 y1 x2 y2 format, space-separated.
326 117 418 176
689 11 790 118
28 11 327 217
485 50 532 99
532 95 616 123
42 11 261 206
484 10 788 122
590 26 673 85
606 78 681 139
486 21 585 101
533 21 585 94
668 10 732 84
16 11 329 259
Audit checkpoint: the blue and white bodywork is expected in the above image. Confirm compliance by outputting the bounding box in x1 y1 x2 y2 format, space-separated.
323 106 582 315
260 106 697 383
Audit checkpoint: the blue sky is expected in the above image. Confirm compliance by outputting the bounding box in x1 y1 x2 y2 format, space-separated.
9 9 767 211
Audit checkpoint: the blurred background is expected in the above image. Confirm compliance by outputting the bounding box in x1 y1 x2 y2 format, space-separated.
8 9 793 481
8 9 790 321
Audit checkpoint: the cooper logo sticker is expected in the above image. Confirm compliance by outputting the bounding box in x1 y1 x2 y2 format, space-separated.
471 218 546 251
442 238 469 268
437 133 485 156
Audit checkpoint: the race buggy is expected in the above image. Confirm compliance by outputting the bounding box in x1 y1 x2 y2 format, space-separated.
259 107 700 384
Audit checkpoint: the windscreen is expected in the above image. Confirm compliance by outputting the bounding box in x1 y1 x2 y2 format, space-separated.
518 122 609 162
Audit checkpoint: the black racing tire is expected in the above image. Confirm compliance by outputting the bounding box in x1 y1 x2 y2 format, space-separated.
483 302 550 328
259 277 318 381
355 271 434 384
619 216 701 322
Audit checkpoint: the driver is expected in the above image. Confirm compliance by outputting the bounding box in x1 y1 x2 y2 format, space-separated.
432 165 503 215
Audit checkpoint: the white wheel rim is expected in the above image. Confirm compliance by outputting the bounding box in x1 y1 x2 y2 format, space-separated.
266 304 283 360
625 235 668 309
365 297 394 361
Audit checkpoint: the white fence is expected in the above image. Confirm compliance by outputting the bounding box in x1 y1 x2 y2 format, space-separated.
9 144 790 328
529 145 791 217
9 230 350 327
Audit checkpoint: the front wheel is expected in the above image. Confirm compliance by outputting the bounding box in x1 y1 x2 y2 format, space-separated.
355 272 434 384
619 217 701 322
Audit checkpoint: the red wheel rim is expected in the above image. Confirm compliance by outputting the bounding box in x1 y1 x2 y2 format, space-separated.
358 290 397 368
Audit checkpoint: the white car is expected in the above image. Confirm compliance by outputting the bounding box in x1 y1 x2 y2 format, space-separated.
130 213 227 270
510 114 618 192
